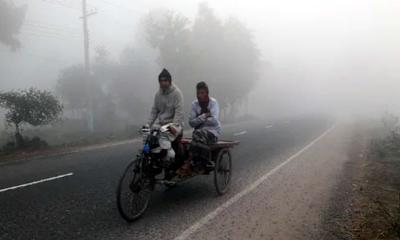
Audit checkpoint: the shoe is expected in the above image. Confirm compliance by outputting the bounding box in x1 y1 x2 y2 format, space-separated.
192 163 206 174
176 161 192 176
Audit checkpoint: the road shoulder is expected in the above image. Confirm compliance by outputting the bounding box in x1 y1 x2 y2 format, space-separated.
176 123 358 240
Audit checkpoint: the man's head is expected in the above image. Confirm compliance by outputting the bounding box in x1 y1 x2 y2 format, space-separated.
196 81 209 102
159 68 172 90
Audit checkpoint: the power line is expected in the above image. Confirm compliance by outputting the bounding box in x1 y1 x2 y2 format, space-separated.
41 0 81 11
21 31 74 42
22 25 81 39
20 28 81 41
95 0 147 15
24 22 80 35
14 50 74 64
92 12 136 30
25 19 80 32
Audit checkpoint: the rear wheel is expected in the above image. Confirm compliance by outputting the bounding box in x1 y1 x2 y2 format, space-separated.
117 160 152 222
214 149 232 195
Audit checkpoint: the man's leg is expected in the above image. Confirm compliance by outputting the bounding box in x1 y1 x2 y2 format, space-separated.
191 129 217 171
159 134 174 166
159 124 182 164
206 130 218 144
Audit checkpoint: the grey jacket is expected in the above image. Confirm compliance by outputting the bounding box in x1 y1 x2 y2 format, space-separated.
189 97 222 138
148 83 184 127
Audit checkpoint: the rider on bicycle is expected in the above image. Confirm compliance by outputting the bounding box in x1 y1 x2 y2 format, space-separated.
146 68 184 164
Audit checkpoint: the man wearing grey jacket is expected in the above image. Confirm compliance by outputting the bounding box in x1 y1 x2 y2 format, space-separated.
147 68 184 162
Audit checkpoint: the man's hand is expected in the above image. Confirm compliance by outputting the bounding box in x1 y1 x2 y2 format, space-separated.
169 125 177 135
142 124 150 130
200 113 211 120
141 124 150 133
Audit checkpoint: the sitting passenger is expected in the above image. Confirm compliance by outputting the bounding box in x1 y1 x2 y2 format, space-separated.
178 82 221 175
189 81 221 144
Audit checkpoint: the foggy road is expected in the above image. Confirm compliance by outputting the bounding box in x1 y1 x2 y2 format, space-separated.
0 117 331 240
2 0 400 239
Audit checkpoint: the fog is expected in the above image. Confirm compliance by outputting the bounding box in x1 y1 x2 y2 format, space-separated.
247 0 400 119
1 0 400 136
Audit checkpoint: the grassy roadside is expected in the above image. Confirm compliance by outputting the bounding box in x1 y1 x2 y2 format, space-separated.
324 118 400 240
0 130 140 163
0 121 141 160
0 137 139 164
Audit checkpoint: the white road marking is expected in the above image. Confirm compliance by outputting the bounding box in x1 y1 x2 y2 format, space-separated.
173 124 336 240
265 124 273 129
0 173 74 193
233 130 247 136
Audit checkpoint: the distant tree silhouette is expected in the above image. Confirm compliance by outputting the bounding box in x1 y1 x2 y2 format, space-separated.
143 3 260 119
0 0 27 50
56 65 88 115
0 88 63 147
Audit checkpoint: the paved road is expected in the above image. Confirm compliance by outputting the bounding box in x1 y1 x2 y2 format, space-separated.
0 117 331 240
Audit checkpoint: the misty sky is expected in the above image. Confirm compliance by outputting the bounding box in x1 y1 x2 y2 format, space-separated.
1 0 400 118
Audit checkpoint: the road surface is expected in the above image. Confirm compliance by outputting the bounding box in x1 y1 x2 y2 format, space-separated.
0 117 334 240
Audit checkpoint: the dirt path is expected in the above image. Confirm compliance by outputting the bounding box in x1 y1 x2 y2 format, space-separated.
174 124 362 240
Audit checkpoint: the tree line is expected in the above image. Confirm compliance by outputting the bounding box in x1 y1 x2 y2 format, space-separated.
57 3 260 128
0 2 260 149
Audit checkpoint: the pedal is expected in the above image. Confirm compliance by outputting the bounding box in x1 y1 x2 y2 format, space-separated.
163 180 176 185
206 161 215 168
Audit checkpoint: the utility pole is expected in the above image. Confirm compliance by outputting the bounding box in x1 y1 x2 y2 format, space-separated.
80 0 96 132
82 0 90 73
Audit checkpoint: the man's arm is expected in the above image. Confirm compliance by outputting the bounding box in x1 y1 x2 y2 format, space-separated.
148 94 159 126
203 100 220 127
189 102 206 128
172 89 184 127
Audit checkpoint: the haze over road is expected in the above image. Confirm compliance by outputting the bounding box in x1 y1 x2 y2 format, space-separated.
1 117 336 240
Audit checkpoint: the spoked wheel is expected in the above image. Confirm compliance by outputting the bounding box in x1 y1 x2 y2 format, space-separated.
214 148 232 195
117 160 152 222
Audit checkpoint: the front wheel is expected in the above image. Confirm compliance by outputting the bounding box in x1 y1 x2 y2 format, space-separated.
117 160 152 222
214 149 232 195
